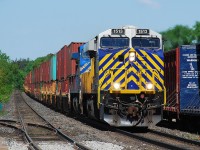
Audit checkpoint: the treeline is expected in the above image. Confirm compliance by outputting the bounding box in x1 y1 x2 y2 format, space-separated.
161 21 200 51
0 50 51 103
0 50 21 103
0 21 200 103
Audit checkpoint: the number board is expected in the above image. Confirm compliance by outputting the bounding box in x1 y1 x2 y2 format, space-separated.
136 29 150 35
111 29 125 35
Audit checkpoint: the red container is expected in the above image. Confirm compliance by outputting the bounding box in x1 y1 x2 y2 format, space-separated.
30 83 35 95
164 48 180 113
40 63 43 82
57 50 61 80
40 60 50 82
62 46 67 79
39 64 42 82
66 42 84 77
37 67 40 83
47 60 50 82
34 68 37 83
57 45 68 80
25 72 32 85
61 80 69 95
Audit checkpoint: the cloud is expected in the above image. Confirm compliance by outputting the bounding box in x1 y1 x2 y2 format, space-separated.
138 0 160 8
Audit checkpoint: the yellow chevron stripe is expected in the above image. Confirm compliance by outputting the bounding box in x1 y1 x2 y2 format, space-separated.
153 54 164 67
100 48 163 91
117 66 149 90
136 53 163 89
140 50 164 76
99 50 125 76
99 61 121 84
130 49 163 90
101 61 141 90
99 50 128 84
100 58 129 89
99 53 112 66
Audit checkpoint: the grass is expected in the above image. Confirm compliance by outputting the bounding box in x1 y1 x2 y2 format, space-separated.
0 111 8 116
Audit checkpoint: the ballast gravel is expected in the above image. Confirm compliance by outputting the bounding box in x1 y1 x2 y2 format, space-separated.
0 92 199 150
0 127 15 134
81 141 124 150
4 139 28 150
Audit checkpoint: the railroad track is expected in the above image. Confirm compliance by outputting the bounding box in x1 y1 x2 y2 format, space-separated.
0 91 90 150
116 128 200 150
75 114 200 150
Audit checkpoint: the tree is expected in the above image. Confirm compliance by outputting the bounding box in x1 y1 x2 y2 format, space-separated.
0 50 13 103
161 25 194 51
193 21 200 43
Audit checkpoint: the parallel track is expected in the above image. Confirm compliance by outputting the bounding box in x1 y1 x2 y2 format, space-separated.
75 114 200 150
1 91 90 150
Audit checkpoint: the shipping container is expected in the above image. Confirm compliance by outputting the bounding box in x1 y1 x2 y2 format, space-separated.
60 45 67 80
39 64 43 82
40 60 50 82
46 60 50 82
61 80 68 95
164 45 200 116
57 45 67 80
50 54 57 81
66 42 84 78
31 70 34 84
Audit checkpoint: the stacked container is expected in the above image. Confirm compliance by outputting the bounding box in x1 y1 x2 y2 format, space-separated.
41 61 50 82
50 54 57 81
57 45 67 80
66 42 84 77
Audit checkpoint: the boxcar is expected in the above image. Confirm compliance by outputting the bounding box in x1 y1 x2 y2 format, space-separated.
163 44 200 129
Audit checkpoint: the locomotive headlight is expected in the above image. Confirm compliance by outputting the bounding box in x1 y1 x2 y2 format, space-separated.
129 52 136 62
113 82 120 90
146 83 154 90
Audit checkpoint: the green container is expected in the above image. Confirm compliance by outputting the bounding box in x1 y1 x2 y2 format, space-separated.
0 103 3 111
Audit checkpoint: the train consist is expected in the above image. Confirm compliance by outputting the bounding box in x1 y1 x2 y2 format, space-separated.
24 25 166 127
163 44 200 129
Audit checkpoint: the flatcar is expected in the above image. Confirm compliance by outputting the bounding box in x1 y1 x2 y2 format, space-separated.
24 25 166 127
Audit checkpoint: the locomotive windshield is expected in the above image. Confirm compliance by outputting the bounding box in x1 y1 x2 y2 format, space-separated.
100 37 129 48
132 37 160 49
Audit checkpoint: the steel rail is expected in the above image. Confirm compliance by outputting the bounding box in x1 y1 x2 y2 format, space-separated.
74 114 199 150
15 95 42 150
115 129 190 150
149 129 200 146
0 119 57 133
20 92 91 150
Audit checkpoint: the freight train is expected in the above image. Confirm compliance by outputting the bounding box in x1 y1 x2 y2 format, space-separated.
163 44 200 130
24 25 166 127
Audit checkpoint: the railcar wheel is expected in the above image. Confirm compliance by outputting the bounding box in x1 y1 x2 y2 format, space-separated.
86 99 95 118
72 97 80 114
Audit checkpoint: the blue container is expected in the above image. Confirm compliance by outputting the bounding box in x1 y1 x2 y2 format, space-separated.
50 55 57 81
179 45 200 114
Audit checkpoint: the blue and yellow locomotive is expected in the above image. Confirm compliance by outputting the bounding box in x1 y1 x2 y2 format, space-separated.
71 25 166 127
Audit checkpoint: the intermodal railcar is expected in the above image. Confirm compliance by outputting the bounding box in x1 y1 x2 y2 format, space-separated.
163 44 200 130
24 25 166 127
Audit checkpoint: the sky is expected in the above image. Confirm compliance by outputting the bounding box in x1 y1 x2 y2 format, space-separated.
0 0 200 60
